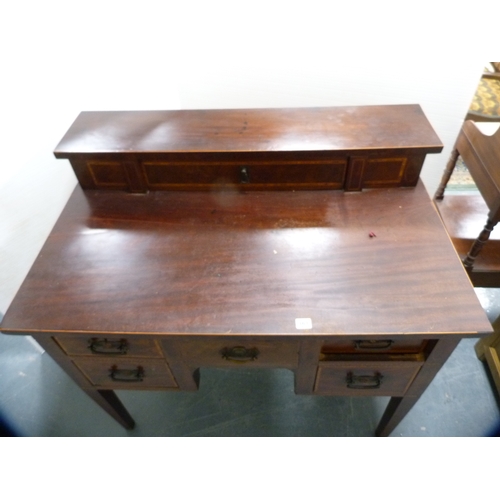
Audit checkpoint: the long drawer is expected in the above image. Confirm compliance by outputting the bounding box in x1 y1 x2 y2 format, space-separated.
142 159 347 191
164 337 299 369
70 156 348 191
67 152 422 192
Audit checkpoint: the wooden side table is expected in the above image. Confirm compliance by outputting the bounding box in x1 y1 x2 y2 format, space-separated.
434 121 500 398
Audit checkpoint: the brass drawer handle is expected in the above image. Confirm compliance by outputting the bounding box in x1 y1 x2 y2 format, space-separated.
346 372 383 389
220 346 259 362
109 365 144 382
354 340 394 350
89 338 128 355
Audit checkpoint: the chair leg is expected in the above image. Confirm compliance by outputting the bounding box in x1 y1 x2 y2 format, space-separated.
434 148 460 200
463 218 497 271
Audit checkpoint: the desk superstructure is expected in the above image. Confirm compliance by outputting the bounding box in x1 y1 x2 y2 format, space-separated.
1 106 491 436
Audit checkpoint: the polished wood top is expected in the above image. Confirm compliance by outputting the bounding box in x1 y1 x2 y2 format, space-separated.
53 105 443 156
1 181 490 337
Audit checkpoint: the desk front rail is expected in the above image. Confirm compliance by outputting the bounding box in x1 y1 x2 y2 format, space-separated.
26 330 463 436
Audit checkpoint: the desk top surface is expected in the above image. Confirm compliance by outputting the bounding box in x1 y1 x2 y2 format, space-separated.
54 105 443 156
1 181 491 337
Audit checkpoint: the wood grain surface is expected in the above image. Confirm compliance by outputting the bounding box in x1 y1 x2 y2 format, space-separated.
1 181 490 337
54 105 443 155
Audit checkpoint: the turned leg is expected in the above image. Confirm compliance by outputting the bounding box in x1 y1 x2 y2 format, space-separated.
434 148 460 200
463 218 497 271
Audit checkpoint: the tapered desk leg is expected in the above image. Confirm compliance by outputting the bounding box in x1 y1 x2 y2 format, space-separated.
33 335 135 430
375 396 419 437
85 389 135 430
376 338 461 436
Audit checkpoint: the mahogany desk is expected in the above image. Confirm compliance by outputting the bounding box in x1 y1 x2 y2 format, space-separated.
0 106 492 436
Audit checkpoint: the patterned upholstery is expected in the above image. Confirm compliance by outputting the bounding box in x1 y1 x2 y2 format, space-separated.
466 63 500 122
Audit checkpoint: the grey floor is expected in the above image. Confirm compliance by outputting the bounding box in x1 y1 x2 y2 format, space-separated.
1 289 500 437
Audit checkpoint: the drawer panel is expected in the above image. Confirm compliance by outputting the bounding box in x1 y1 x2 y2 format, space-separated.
247 160 346 189
88 160 128 188
143 161 241 189
314 361 422 396
72 356 177 389
345 156 409 190
68 159 127 190
321 338 427 355
142 160 346 190
363 157 407 187
166 338 299 368
54 335 163 358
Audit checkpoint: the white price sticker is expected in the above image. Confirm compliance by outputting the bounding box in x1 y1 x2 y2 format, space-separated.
295 318 312 330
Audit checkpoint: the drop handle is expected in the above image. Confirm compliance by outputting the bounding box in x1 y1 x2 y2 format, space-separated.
346 372 383 389
354 340 394 350
89 338 129 355
220 346 259 362
109 365 145 382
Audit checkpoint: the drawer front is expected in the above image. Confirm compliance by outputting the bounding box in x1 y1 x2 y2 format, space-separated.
143 161 241 189
69 159 129 190
314 361 422 396
362 157 407 187
345 156 409 190
72 356 177 389
54 335 163 358
321 338 427 356
142 160 346 191
167 338 299 368
87 160 128 189
246 160 346 189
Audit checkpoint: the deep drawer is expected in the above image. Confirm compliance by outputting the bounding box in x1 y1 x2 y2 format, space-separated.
54 335 163 358
166 337 299 368
314 361 423 397
72 356 177 389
